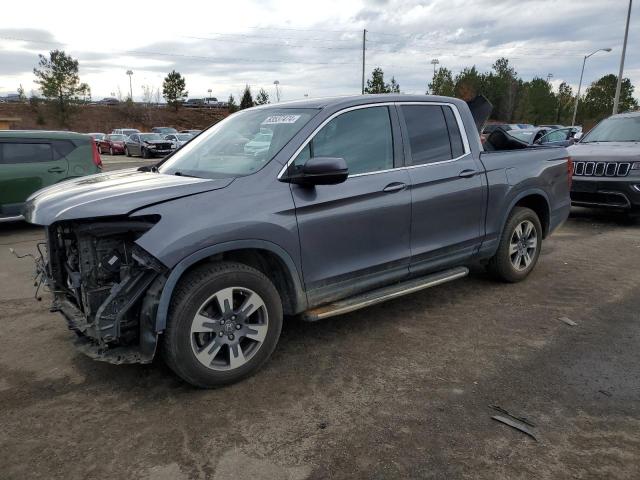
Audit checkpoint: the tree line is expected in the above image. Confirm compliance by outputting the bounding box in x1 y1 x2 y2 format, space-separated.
21 50 639 128
364 59 638 126
423 58 637 126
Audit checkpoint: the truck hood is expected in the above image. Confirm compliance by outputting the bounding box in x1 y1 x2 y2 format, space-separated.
24 169 234 225
568 142 640 162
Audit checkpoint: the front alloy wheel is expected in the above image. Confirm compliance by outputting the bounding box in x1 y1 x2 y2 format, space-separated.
190 287 269 371
162 262 283 388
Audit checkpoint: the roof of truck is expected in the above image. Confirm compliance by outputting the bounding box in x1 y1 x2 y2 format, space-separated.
259 94 465 110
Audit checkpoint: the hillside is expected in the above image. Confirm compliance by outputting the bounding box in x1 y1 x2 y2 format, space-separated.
0 102 228 133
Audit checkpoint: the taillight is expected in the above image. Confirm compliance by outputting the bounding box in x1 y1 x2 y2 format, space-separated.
91 140 103 169
567 157 573 189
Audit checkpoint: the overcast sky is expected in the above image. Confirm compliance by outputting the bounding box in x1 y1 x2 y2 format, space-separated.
0 0 637 102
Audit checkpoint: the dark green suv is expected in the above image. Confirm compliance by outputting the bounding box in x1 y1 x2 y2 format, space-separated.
0 131 102 221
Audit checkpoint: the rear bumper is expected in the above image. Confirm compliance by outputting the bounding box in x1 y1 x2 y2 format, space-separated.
571 177 640 209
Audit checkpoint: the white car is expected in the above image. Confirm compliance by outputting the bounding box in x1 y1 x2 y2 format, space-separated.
164 133 194 149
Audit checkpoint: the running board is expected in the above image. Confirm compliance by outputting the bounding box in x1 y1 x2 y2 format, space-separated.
302 266 469 322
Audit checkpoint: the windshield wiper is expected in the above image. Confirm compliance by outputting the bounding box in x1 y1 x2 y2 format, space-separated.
173 171 201 178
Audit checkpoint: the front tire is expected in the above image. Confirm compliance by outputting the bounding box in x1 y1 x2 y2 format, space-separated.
142 147 150 159
162 262 283 388
488 207 542 282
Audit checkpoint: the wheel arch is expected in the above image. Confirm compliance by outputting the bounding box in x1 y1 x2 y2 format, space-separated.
501 189 551 239
154 240 307 332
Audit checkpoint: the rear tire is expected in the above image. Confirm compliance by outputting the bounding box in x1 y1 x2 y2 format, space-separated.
162 262 283 388
488 207 542 282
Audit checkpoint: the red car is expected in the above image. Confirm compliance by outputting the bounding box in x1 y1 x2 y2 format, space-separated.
97 134 127 155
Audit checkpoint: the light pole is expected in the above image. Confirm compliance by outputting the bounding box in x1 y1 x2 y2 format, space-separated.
430 59 439 78
126 70 133 101
613 0 633 114
571 48 612 126
273 80 280 103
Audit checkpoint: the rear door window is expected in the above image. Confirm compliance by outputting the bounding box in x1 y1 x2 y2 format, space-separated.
401 105 453 165
1 142 53 164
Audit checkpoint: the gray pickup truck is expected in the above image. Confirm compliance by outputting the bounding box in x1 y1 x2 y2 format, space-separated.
24 95 571 387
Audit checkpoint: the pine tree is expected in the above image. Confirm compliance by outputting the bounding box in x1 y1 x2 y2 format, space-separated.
240 85 254 109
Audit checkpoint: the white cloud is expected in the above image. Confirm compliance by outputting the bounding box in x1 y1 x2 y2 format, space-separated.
0 0 637 101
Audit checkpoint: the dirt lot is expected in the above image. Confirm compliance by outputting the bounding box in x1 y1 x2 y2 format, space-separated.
1 160 639 479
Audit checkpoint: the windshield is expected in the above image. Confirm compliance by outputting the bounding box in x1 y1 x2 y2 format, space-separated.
176 134 192 141
140 133 163 141
108 134 126 141
159 107 318 178
91 133 105 139
582 116 640 142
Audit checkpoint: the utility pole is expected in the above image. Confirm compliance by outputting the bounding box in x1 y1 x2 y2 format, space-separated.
613 0 633 114
361 29 367 94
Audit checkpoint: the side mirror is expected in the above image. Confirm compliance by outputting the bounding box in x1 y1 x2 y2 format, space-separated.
283 157 348 186
573 132 583 141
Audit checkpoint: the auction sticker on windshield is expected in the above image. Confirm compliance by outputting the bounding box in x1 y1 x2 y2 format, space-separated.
262 115 301 125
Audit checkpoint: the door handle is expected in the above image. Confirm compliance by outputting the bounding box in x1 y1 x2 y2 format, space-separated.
383 182 407 193
458 169 478 178
48 167 65 173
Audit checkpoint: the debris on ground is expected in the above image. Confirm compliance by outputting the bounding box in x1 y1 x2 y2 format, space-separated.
489 405 536 427
491 415 538 441
558 316 578 326
598 389 612 397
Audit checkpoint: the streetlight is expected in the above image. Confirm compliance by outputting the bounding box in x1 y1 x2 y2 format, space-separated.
430 58 440 78
571 48 612 126
273 80 280 103
126 70 133 101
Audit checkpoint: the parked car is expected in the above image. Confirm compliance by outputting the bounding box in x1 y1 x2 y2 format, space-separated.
183 98 205 108
97 134 127 155
111 128 140 137
569 111 640 212
516 124 535 129
151 127 178 135
99 97 120 106
164 133 193 149
24 94 571 387
538 124 564 130
180 129 202 135
0 131 101 221
88 133 106 145
535 127 580 147
481 123 522 143
505 127 552 145
124 133 173 158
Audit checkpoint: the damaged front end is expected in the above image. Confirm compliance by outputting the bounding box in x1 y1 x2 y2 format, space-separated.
43 217 167 364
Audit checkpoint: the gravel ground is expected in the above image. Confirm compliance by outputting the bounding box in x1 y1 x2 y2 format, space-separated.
0 161 639 479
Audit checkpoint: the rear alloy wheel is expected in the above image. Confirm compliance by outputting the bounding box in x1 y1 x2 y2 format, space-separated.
162 262 283 387
488 206 542 282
